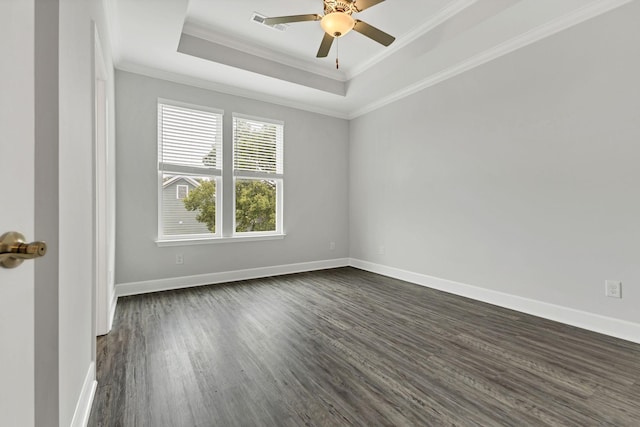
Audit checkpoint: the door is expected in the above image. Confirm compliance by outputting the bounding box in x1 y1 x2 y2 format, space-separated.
0 0 37 425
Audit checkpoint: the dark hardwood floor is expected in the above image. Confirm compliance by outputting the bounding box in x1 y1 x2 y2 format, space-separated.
88 267 640 426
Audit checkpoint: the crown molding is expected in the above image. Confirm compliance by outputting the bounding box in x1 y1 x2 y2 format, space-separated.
346 0 478 80
178 33 345 96
349 0 634 119
102 0 122 65
116 62 350 120
183 20 348 83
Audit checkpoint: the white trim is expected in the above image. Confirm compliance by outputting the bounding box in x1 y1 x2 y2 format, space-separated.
349 259 640 345
93 24 111 338
108 290 117 332
156 233 286 247
349 0 634 118
346 0 477 80
115 258 350 297
156 231 287 248
232 112 284 126
176 184 189 199
113 256 640 343
116 65 351 120
157 97 224 115
102 0 121 65
70 362 97 427
233 170 284 180
182 20 348 82
276 179 284 239
159 163 223 177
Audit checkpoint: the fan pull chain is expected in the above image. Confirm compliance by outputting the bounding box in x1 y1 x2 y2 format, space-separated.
336 37 340 69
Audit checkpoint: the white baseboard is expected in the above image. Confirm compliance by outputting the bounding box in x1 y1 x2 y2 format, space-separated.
115 258 350 297
70 362 97 427
113 256 640 344
349 258 640 344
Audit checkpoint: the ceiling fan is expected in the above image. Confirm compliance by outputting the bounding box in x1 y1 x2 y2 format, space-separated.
264 0 395 64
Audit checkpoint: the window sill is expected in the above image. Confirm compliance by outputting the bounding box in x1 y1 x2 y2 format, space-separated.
155 233 286 247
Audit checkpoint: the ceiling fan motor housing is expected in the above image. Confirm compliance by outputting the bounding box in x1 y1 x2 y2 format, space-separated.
323 0 356 15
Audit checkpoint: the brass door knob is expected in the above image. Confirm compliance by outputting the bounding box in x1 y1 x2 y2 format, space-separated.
0 231 47 269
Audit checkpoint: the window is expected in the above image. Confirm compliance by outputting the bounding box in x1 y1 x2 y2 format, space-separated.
157 102 285 244
233 114 283 234
158 101 222 239
176 184 189 200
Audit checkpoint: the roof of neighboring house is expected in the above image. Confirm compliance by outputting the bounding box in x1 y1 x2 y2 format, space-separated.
162 175 201 189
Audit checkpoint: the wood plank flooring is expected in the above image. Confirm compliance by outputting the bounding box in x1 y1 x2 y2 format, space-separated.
88 267 640 426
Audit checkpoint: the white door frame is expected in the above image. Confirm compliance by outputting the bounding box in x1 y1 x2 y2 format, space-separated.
93 26 113 336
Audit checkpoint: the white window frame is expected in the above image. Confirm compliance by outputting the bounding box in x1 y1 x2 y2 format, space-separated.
176 184 189 200
155 107 287 246
157 99 223 241
232 113 284 236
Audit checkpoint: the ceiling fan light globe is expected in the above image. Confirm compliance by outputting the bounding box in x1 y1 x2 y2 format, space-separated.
320 12 355 37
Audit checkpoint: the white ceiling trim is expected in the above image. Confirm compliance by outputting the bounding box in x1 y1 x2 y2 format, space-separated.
182 20 347 82
102 0 122 64
116 62 351 120
345 0 478 80
177 33 346 96
349 0 635 119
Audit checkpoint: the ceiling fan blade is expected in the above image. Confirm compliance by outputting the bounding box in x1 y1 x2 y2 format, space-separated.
264 14 321 25
353 0 385 12
353 20 395 46
316 33 334 58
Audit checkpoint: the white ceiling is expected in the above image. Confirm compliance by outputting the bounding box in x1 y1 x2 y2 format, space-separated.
106 0 631 119
184 0 453 78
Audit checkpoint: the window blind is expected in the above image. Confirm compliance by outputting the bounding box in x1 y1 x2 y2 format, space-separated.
158 101 222 238
233 115 283 176
159 103 222 174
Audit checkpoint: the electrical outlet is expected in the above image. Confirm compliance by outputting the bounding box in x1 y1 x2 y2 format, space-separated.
175 254 184 265
329 241 335 251
605 280 621 298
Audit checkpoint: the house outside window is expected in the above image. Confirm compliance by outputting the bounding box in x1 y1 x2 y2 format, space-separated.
162 176 210 236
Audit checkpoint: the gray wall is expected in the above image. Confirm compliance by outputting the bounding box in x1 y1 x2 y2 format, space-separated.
115 71 350 284
349 3 640 325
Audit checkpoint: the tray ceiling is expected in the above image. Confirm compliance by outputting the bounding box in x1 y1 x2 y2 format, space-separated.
106 0 631 118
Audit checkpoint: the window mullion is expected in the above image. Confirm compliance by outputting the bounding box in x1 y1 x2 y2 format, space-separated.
221 112 234 238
